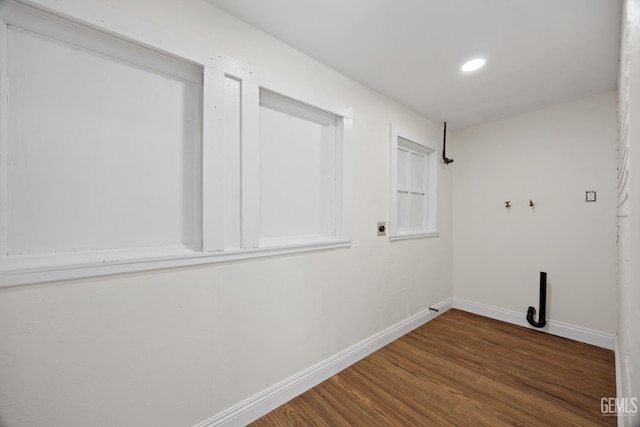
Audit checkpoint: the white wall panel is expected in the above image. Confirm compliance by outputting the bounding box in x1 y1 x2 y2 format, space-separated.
223 76 242 250
452 91 618 334
0 1 452 427
6 25 201 256
410 193 424 229
410 152 425 191
259 105 328 240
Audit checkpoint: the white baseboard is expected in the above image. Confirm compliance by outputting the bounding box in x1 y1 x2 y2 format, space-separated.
452 297 615 350
193 297 453 427
428 297 454 317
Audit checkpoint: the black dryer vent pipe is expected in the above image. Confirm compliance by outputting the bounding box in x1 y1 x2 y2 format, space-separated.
526 272 547 328
442 122 454 165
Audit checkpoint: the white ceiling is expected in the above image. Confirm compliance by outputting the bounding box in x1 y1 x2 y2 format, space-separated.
205 0 621 129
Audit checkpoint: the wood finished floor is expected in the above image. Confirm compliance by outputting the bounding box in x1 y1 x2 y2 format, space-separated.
250 309 616 426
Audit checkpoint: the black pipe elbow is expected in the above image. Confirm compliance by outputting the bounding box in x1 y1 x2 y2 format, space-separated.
527 306 546 328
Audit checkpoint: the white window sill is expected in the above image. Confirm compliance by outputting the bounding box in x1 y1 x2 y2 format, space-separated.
259 234 340 247
0 239 351 288
389 231 440 241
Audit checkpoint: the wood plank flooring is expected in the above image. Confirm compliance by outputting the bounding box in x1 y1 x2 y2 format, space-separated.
250 309 616 426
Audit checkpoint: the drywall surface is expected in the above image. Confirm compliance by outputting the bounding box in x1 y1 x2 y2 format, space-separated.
0 1 452 426
617 0 640 425
452 91 618 335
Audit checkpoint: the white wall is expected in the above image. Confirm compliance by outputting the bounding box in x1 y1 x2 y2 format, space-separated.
617 0 640 425
452 91 618 335
0 1 453 426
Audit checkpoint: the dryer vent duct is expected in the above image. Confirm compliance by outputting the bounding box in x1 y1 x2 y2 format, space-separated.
442 121 454 165
526 272 547 328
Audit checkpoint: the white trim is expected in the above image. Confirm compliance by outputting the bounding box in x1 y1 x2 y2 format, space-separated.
615 336 626 427
452 297 616 350
240 80 260 249
0 240 351 287
0 6 9 261
202 67 225 252
193 297 453 427
336 117 353 241
259 89 338 127
390 232 441 241
258 79 352 121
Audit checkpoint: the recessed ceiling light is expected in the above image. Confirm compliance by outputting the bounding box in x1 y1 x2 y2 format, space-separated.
461 58 486 72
